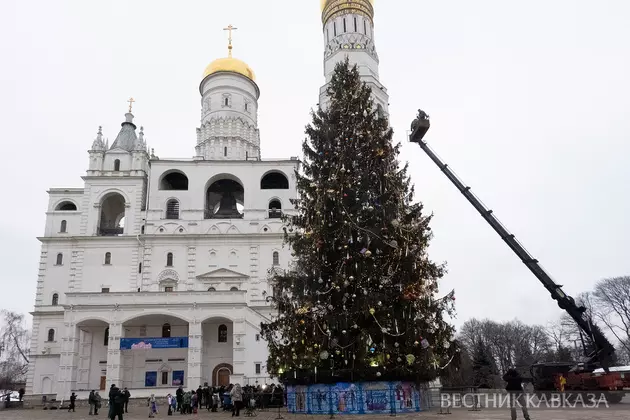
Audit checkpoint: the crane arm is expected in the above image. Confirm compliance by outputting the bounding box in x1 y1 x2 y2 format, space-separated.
409 118 614 370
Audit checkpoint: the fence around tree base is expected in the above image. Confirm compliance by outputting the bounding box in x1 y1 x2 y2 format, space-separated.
285 382 438 415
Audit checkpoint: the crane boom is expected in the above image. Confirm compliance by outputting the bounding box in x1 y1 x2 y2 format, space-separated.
409 116 614 370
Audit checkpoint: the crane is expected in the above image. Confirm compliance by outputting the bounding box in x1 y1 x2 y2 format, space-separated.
408 110 614 372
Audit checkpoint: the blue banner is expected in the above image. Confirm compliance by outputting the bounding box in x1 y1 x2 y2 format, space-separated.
287 382 422 415
120 337 189 350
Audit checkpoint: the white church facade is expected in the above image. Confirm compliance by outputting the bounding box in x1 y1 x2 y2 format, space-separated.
27 0 388 400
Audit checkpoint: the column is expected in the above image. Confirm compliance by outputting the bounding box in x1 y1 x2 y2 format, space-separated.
231 320 246 385
106 322 123 390
187 321 202 388
56 319 79 402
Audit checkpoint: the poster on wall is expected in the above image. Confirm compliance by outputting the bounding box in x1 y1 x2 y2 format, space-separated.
120 337 189 350
287 382 422 414
172 371 185 386
145 371 157 387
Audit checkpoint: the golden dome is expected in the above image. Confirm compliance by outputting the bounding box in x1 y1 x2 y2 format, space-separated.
202 56 255 81
320 0 374 11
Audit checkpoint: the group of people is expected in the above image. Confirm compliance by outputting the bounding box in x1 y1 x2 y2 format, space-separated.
61 382 284 418
107 385 131 419
169 383 243 416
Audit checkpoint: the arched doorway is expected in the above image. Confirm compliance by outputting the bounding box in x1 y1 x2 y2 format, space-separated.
212 363 233 387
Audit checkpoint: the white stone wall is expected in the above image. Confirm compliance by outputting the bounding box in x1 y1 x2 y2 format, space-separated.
147 159 297 225
28 154 298 397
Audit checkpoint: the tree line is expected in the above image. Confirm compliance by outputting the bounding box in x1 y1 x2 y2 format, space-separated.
443 275 630 388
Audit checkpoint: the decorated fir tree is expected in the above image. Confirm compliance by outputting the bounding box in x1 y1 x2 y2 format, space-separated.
261 59 457 383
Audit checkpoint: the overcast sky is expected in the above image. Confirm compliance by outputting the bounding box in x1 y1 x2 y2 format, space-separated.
1 0 629 331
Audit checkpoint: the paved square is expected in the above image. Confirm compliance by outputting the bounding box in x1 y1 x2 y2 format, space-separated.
2 407 630 420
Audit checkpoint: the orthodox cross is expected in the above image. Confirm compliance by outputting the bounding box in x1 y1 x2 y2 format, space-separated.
223 24 237 57
127 97 135 113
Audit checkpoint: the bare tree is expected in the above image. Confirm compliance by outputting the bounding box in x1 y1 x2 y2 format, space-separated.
0 310 30 390
459 319 553 376
592 276 630 358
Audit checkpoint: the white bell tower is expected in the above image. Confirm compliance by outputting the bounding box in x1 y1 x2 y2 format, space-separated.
319 0 389 116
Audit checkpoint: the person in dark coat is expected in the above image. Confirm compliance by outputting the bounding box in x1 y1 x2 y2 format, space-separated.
108 384 124 420
175 386 183 412
68 392 76 412
203 383 211 410
89 390 96 415
196 386 203 408
123 388 131 413
503 368 531 420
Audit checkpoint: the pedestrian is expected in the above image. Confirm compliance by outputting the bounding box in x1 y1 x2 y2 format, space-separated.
212 392 219 412
167 394 173 415
183 390 192 414
123 387 131 413
558 374 566 393
109 384 124 420
175 386 183 412
503 368 531 420
148 394 157 417
203 383 211 410
89 390 96 415
95 391 102 415
230 383 243 417
68 392 76 412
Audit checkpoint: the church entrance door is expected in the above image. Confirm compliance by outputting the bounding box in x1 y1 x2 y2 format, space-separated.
218 369 230 387
211 363 234 387
100 376 106 390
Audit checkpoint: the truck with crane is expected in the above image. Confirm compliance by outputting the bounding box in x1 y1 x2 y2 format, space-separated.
408 110 625 403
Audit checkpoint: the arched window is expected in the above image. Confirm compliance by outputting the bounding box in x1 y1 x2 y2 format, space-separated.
208 287 216 291
166 252 173 267
104 252 111 265
261 172 289 189
230 287 239 291
159 171 189 190
56 253 63 265
51 293 59 306
55 201 77 211
218 324 227 343
47 329 55 342
268 199 282 218
114 159 120 171
104 328 109 346
166 199 180 219
60 220 67 233
224 147 228 157
224 97 229 106
162 323 171 338
272 251 279 266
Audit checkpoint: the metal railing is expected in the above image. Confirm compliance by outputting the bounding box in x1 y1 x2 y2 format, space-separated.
268 209 282 219
97 227 124 236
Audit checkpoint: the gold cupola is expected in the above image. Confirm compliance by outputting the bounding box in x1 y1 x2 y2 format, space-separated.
320 0 375 24
202 24 255 82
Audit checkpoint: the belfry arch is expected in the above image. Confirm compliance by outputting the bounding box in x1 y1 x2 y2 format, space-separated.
205 174 244 219
98 192 126 236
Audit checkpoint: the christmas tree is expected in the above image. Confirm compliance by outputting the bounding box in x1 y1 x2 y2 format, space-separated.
261 59 457 383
